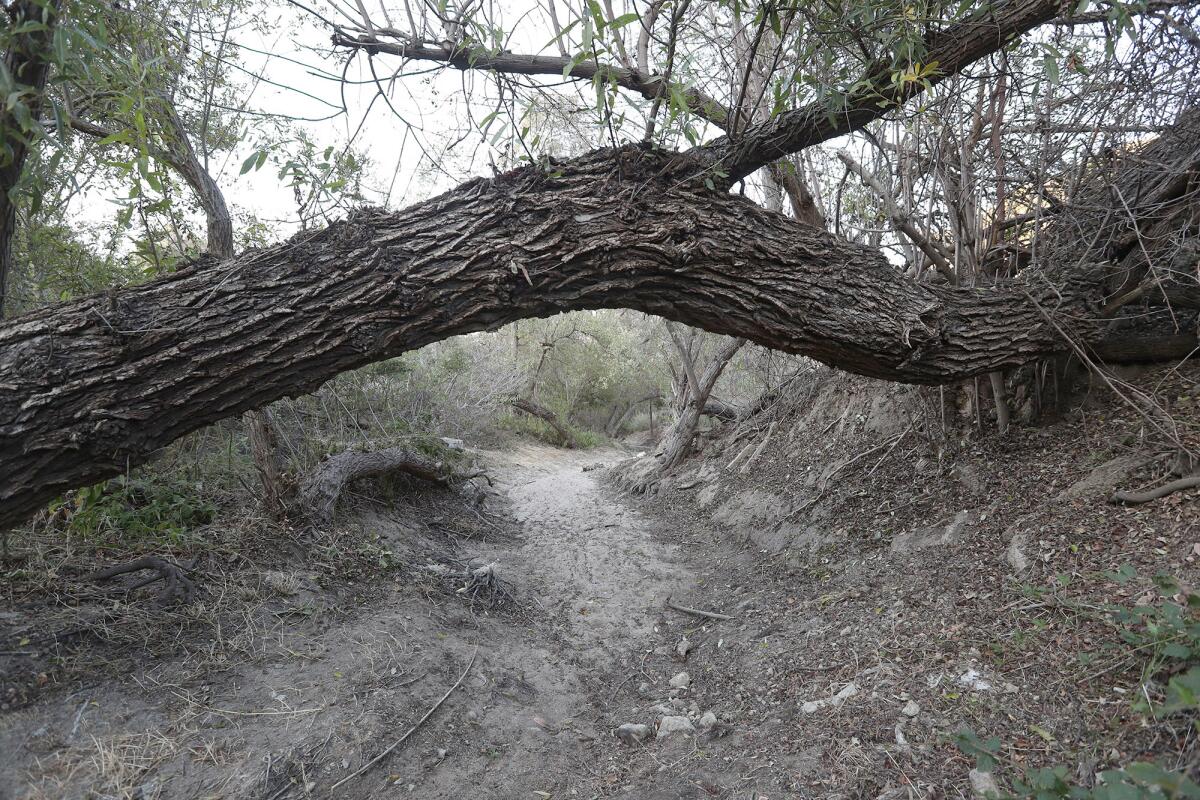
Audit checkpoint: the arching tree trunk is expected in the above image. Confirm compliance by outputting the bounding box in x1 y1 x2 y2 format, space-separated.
510 398 578 448
0 139 1196 528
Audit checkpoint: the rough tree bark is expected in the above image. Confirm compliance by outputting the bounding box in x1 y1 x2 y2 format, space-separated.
1 0 1194 527
297 445 459 526
71 97 289 516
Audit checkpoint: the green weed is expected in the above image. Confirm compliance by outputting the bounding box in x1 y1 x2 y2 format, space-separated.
50 475 215 546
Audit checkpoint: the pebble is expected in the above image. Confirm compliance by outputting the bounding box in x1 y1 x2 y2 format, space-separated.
615 723 652 745
697 711 717 731
801 682 859 714
669 671 691 689
969 768 999 798
656 715 695 739
675 637 692 660
901 700 920 717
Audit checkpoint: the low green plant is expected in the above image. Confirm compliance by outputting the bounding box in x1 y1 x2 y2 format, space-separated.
1109 573 1200 716
952 570 1200 798
52 475 215 546
953 728 1200 798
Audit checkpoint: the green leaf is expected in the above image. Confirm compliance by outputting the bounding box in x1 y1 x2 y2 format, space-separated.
1154 572 1182 596
1106 563 1137 584
951 727 1000 773
608 12 640 29
240 151 261 175
1162 642 1191 659
1043 54 1060 84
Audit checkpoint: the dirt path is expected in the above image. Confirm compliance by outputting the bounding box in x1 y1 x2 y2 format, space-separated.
4 442 732 800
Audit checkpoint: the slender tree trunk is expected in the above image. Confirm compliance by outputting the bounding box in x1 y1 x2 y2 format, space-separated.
0 0 61 318
660 332 746 470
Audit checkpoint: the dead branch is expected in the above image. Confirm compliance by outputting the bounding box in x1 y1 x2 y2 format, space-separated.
665 595 735 621
298 445 482 526
329 647 478 792
510 398 579 448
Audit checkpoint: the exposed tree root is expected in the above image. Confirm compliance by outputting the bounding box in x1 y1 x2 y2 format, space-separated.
1111 475 1200 505
297 445 487 526
86 555 198 606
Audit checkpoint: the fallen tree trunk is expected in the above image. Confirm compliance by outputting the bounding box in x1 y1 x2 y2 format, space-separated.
297 446 460 526
0 141 1195 528
510 398 578 448
702 398 743 422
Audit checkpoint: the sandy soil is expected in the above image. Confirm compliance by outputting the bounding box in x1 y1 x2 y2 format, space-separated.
1 442 748 799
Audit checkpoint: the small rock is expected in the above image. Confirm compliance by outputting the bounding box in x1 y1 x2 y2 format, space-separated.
958 668 993 692
901 700 920 717
801 682 859 714
439 437 465 450
615 723 652 745
669 671 691 689
697 711 717 731
636 681 654 698
656 715 695 739
1005 533 1029 573
969 768 1000 798
675 637 693 660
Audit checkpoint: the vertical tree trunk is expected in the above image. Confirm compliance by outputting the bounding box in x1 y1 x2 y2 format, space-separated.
660 329 746 471
154 95 289 517
246 407 289 517
0 0 61 318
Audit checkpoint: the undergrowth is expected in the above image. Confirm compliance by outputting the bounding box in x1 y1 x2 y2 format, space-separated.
956 569 1200 798
47 475 216 547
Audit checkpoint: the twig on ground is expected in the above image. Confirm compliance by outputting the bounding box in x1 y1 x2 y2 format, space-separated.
665 595 735 621
329 646 478 793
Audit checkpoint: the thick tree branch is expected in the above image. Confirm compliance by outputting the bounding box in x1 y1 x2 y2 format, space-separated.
331 31 731 126
697 0 1062 182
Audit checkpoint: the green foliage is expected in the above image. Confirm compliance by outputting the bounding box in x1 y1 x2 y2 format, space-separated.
1005 761 1200 799
52 474 215 546
952 727 1000 772
1105 569 1200 716
953 750 1200 799
7 216 137 311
